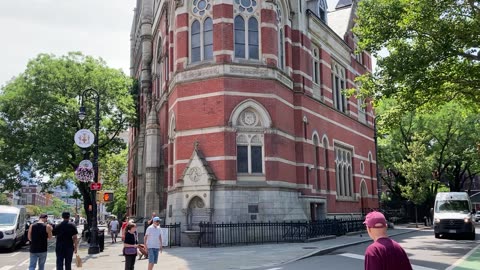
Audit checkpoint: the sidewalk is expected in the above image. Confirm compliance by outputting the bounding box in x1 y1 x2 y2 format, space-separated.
76 226 422 270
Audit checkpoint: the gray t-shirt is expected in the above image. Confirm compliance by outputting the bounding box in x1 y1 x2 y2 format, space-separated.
145 225 162 249
110 220 119 231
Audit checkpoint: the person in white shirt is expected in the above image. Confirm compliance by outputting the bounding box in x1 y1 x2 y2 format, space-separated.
109 217 120 243
144 217 163 270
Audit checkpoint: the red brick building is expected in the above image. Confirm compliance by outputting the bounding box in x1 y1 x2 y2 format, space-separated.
128 0 378 227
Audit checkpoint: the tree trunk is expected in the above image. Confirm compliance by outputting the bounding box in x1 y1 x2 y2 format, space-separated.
78 182 93 229
415 205 418 228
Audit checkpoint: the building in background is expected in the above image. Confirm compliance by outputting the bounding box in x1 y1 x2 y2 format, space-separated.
19 185 51 206
128 0 377 228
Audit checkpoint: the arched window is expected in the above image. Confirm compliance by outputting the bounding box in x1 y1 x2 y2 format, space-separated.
323 137 330 191
335 145 353 198
318 0 327 23
234 16 259 59
231 100 271 179
276 3 285 69
332 63 347 113
190 0 213 63
248 17 259 59
234 16 246 58
203 18 213 60
313 135 320 190
191 20 201 63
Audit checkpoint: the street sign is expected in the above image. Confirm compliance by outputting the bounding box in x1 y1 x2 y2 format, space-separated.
90 182 102 190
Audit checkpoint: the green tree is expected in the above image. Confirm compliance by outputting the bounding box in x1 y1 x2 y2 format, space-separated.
377 99 480 213
354 0 480 111
395 139 435 227
0 193 10 205
102 149 128 219
26 205 41 216
0 52 135 226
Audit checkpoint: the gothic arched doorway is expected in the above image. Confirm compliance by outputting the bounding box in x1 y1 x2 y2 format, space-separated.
187 196 208 230
360 180 368 216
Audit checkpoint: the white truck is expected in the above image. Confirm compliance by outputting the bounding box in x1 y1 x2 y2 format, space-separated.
0 205 27 250
433 192 476 240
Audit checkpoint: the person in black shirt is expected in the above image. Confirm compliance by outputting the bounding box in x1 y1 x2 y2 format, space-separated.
53 212 78 270
28 214 53 270
124 223 138 270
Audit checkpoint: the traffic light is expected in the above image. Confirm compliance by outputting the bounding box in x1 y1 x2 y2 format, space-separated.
96 191 105 203
103 192 114 202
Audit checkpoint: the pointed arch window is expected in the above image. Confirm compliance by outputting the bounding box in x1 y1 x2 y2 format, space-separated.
190 18 214 63
318 0 327 23
332 63 347 113
204 18 213 60
191 20 201 63
276 4 285 69
234 16 259 59
335 145 353 199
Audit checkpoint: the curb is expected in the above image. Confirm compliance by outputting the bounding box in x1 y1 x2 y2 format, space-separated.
279 228 425 266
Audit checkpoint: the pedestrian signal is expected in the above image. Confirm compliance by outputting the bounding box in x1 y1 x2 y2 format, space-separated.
103 192 114 202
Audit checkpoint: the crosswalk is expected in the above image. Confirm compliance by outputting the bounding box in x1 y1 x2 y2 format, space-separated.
338 253 438 270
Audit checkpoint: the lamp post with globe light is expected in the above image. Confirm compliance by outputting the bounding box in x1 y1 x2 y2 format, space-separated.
78 87 101 255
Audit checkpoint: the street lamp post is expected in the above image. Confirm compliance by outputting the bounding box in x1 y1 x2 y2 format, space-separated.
78 87 101 255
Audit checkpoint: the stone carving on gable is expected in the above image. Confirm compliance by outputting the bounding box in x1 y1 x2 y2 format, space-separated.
188 167 202 182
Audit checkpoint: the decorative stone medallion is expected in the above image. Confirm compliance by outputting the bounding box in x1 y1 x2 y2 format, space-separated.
188 167 202 182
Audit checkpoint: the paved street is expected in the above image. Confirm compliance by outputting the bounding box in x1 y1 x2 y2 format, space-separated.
256 229 480 270
1 226 479 270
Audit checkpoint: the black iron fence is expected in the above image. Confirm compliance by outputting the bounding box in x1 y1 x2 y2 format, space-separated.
163 223 182 247
198 218 364 247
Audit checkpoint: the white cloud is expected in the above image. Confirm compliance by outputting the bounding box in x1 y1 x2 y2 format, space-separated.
0 0 135 87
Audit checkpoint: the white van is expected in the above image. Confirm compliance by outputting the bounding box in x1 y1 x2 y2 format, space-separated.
433 192 476 240
0 205 27 250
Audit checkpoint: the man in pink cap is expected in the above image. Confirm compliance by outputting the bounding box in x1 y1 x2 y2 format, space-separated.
364 211 412 270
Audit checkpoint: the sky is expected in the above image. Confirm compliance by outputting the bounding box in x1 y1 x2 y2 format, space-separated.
0 0 342 87
0 0 135 87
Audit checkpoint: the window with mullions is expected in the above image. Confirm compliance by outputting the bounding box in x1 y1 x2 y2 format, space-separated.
312 47 320 85
191 18 214 63
335 145 353 199
318 0 327 23
237 134 263 174
234 16 259 59
332 63 347 113
276 3 285 69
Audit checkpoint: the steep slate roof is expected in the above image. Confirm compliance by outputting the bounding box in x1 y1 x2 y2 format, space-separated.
327 0 354 38
336 0 353 9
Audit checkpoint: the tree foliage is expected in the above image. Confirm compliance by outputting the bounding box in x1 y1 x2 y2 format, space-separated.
0 52 135 222
377 99 480 207
354 0 480 112
0 193 10 205
102 149 128 218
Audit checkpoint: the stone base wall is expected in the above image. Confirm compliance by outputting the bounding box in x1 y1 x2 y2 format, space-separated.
166 186 330 226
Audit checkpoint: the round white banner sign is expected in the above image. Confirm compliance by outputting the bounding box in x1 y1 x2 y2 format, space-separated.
74 129 95 148
79 160 93 169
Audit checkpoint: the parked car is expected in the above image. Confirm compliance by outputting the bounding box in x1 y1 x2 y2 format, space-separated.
475 212 480 222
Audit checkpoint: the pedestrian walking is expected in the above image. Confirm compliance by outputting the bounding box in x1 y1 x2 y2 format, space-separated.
121 216 128 242
364 211 412 270
109 217 120 243
144 217 163 270
28 214 53 270
123 223 138 270
53 212 78 270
